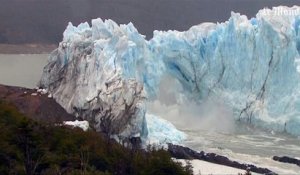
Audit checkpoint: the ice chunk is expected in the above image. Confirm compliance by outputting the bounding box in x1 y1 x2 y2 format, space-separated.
63 120 89 131
37 88 47 94
144 113 186 145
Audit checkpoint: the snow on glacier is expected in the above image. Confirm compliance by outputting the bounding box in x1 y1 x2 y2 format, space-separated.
40 6 300 144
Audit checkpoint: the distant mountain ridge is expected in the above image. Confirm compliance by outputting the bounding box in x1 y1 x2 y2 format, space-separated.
0 0 298 44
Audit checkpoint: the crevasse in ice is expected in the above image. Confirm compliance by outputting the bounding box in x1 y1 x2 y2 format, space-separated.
40 6 300 142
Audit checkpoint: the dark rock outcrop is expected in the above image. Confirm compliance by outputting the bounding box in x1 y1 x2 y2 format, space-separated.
273 156 300 167
168 143 277 175
0 84 76 123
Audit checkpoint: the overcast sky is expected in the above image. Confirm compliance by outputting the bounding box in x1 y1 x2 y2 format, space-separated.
0 0 299 43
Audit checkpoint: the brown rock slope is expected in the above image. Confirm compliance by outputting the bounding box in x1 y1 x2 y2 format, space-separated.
0 84 75 123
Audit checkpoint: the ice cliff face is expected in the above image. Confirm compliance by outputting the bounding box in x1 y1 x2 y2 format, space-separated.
40 6 300 141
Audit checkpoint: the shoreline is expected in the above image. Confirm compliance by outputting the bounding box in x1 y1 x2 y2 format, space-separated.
0 44 56 54
168 143 276 175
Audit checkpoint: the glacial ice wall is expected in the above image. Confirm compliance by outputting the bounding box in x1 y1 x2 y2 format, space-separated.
40 6 300 140
150 7 300 135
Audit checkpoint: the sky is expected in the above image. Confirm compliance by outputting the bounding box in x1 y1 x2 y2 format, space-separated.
0 0 299 43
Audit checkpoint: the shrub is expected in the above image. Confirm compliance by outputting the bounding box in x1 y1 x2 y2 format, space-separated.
0 101 191 175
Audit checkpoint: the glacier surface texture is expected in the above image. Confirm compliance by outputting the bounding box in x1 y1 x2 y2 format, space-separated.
40 6 300 142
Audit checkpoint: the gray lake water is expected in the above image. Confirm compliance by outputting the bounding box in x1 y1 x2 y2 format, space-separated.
183 129 300 174
0 54 48 88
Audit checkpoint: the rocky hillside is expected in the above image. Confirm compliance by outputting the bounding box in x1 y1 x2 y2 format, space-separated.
0 84 75 123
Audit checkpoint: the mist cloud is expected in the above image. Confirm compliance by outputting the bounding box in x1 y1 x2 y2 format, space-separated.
147 75 235 134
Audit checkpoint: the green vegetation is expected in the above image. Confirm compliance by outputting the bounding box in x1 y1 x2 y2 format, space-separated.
0 101 192 175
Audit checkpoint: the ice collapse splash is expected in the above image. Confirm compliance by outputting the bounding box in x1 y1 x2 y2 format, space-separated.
40 6 300 143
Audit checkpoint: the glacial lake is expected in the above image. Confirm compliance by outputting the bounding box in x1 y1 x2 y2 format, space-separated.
0 54 48 88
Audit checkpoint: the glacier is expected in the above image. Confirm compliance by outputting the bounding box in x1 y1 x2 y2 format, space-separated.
39 6 300 143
